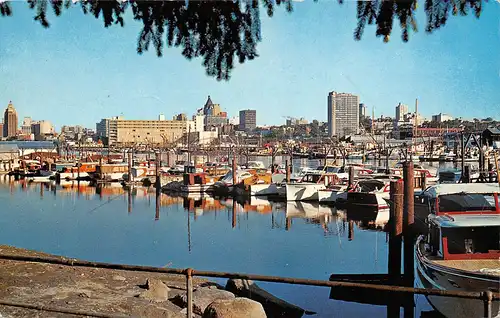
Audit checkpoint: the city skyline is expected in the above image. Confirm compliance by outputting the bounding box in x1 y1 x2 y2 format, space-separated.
0 2 499 129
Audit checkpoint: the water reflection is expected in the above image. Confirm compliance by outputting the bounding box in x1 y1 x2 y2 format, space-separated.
0 174 391 241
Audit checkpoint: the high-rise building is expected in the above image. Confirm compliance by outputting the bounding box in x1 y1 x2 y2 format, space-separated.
395 103 408 122
239 110 256 131
431 113 453 123
327 92 360 137
202 96 228 129
31 120 54 139
21 117 32 135
3 101 18 138
173 113 187 121
359 103 366 118
192 114 205 133
97 116 188 146
96 116 123 139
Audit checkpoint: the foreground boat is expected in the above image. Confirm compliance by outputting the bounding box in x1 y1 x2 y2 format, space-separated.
414 183 500 232
416 212 500 318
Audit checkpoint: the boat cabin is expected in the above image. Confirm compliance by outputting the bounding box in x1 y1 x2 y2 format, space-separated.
300 172 340 186
415 183 500 232
426 214 500 260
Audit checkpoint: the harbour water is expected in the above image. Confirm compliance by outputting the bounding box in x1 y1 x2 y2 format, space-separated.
0 160 466 317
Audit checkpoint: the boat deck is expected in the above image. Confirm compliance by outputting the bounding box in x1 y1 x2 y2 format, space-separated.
431 259 500 276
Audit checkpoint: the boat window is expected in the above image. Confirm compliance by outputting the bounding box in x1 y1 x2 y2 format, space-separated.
438 193 496 213
443 227 500 254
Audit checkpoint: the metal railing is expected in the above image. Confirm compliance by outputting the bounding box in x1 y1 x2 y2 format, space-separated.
0 253 498 318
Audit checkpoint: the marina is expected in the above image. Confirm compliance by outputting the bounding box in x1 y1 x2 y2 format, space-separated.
0 154 498 317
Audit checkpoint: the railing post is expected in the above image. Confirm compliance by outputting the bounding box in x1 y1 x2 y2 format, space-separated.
483 290 492 318
186 268 193 318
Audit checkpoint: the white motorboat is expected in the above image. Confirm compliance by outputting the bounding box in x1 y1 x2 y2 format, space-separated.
286 171 343 201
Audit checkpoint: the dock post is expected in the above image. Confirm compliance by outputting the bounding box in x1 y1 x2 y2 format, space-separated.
403 162 415 288
232 199 237 228
488 162 494 183
155 152 161 193
286 160 290 183
348 220 354 241
388 180 403 285
232 158 237 186
128 151 132 183
348 166 355 189
421 171 427 189
464 165 471 183
155 192 160 221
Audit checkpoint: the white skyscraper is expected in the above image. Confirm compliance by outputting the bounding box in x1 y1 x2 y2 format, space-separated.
327 92 360 137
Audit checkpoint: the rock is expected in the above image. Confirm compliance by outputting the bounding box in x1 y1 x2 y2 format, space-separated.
77 291 91 298
112 275 126 281
137 278 170 302
172 287 235 315
226 279 306 318
203 298 266 318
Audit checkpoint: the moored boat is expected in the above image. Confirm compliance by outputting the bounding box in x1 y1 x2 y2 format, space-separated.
416 212 500 318
414 183 500 233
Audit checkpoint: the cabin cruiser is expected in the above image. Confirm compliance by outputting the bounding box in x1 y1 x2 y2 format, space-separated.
414 183 500 233
93 163 128 181
57 162 97 181
286 172 339 201
245 161 266 170
347 179 390 209
416 212 500 318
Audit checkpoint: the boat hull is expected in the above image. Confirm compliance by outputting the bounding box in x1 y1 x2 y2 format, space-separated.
347 192 389 209
250 183 282 196
285 183 325 201
318 189 347 204
180 184 215 193
415 237 500 318
57 172 90 180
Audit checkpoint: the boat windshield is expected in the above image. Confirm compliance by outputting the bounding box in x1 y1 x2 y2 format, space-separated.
438 193 497 213
316 166 340 173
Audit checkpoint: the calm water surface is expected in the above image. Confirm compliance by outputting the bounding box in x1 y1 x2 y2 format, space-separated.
0 161 457 317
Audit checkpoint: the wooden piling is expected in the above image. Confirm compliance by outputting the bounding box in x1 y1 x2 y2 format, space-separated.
403 162 415 287
232 199 237 228
388 180 403 285
495 152 500 186
464 165 471 183
488 162 494 183
348 166 355 189
155 192 160 221
285 160 290 183
420 171 426 190
128 151 132 183
155 152 161 193
232 158 237 186
128 187 132 214
348 220 354 241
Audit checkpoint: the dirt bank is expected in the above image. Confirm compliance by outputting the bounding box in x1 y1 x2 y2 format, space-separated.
0 245 208 317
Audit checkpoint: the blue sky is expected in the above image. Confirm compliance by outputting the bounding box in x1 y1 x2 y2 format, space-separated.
0 1 499 130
